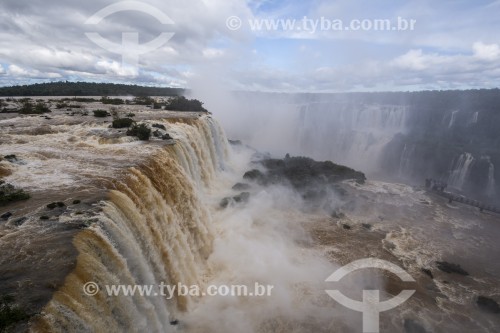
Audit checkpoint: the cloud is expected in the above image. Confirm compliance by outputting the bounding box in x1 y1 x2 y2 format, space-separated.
0 0 499 91
473 42 500 61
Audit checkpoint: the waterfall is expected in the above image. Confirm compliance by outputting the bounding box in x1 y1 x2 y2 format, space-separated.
448 153 474 190
297 103 408 174
448 110 459 128
31 116 230 332
470 111 479 125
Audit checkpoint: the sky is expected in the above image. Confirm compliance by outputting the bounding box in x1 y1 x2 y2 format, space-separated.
0 0 500 92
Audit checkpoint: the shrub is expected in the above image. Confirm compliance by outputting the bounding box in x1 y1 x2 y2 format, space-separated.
100 97 124 105
0 181 30 206
18 101 51 114
93 110 109 117
0 295 30 331
127 123 151 141
112 118 134 128
164 96 207 112
56 102 68 109
132 96 154 105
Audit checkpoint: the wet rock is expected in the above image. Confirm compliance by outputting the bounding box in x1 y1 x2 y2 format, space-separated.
72 199 81 205
3 154 17 162
12 217 28 226
228 139 242 145
152 123 166 130
232 183 251 191
40 215 50 220
233 192 250 203
421 268 434 279
436 261 469 276
219 197 231 208
243 169 266 183
342 224 351 230
1 212 12 220
404 319 427 333
161 133 173 140
219 192 250 208
47 202 65 210
477 296 500 314
170 320 179 325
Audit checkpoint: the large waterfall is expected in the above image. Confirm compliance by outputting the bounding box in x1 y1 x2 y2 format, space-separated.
31 116 230 332
297 103 408 174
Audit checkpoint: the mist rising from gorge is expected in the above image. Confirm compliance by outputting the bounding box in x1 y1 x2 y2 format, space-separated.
191 87 500 203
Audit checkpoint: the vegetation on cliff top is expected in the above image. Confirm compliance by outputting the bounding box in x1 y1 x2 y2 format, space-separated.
0 82 183 96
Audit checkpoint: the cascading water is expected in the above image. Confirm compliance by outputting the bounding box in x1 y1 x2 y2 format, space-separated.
448 153 475 190
30 116 230 332
297 103 408 174
448 110 459 128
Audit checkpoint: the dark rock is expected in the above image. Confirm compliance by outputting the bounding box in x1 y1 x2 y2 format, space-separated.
3 154 17 162
228 140 242 145
232 183 251 191
152 123 166 130
361 223 372 230
12 217 27 226
1 212 12 220
220 192 250 208
219 197 229 208
47 202 65 209
243 169 266 183
40 215 50 220
436 261 469 276
162 133 173 140
421 268 434 279
403 319 427 333
253 156 366 190
477 296 500 314
72 200 81 205
46 202 57 209
170 320 179 325
233 192 250 203
342 224 351 230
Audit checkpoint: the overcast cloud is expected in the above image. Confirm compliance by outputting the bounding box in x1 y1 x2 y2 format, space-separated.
0 0 499 91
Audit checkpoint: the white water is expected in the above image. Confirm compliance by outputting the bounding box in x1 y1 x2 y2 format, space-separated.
296 103 408 174
448 153 475 190
448 110 459 128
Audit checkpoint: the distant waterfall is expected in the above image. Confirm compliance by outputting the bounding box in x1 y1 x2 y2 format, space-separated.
297 103 408 174
469 111 479 125
32 116 230 332
448 110 459 128
448 153 474 190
